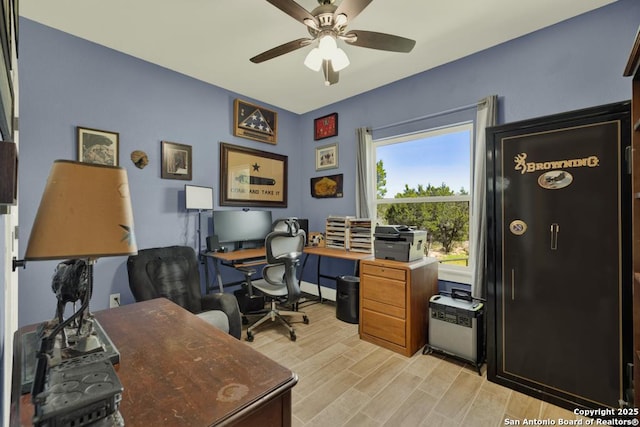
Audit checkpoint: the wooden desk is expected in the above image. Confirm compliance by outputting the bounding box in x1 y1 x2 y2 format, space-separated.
301 247 373 302
203 247 267 293
203 246 373 301
14 298 297 426
302 246 373 262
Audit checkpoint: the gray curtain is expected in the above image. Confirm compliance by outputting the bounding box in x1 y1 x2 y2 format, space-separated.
471 95 498 299
355 127 373 218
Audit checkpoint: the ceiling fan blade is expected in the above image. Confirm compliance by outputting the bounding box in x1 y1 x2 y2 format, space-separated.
333 0 373 22
266 0 319 28
322 60 339 86
250 38 314 63
344 30 416 53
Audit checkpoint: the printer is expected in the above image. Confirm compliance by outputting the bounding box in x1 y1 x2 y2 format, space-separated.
374 225 427 262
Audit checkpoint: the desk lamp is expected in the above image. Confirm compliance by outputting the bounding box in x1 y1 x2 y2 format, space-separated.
184 184 213 260
23 160 137 407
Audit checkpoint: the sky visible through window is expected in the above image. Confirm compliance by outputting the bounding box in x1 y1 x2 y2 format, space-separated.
377 129 471 197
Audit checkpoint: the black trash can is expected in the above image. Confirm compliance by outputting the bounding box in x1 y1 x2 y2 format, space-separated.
336 275 360 324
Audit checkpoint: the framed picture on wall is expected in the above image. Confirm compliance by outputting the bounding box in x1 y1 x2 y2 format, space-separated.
315 142 338 171
233 99 278 144
161 141 192 180
314 112 338 140
310 173 343 198
219 142 287 207
77 126 119 166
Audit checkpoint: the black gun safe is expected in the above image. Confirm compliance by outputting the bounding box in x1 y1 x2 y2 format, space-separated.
486 101 632 410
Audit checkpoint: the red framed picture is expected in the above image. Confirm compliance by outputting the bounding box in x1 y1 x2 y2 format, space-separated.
314 112 338 140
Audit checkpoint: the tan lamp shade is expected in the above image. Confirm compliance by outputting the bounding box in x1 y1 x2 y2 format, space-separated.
25 160 138 260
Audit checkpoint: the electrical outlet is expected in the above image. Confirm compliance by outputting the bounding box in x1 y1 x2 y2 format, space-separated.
109 293 120 308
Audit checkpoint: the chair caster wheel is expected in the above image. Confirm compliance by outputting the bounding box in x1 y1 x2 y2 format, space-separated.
290 331 296 341
246 332 254 342
303 316 309 324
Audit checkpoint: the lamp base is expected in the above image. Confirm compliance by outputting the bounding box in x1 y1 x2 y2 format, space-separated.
62 316 108 358
20 318 120 394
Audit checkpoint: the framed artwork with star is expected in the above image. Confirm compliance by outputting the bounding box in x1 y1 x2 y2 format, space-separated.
219 142 287 207
233 98 278 144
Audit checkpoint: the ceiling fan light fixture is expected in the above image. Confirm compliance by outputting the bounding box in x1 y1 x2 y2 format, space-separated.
303 17 319 30
318 34 338 58
304 48 323 71
330 48 350 71
254 0 417 86
333 13 347 28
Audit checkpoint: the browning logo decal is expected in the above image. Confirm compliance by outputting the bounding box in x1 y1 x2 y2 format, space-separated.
513 152 599 175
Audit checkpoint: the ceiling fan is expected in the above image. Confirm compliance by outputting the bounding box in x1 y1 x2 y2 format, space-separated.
250 0 416 86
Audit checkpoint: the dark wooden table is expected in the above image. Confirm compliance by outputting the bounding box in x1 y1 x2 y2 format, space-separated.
14 298 297 426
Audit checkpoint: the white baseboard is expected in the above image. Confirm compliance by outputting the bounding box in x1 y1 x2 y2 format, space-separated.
300 280 336 302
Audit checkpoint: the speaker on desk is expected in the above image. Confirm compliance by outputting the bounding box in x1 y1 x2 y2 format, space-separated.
206 235 220 252
297 218 309 242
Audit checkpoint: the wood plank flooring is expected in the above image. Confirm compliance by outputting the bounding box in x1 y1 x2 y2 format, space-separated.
242 301 587 427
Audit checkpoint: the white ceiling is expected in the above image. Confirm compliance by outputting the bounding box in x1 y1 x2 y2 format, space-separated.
20 0 617 114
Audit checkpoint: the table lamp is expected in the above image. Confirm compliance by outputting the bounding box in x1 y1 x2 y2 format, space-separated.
23 160 137 401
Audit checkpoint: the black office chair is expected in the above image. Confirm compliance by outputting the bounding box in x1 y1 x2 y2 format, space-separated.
127 245 242 339
246 219 308 342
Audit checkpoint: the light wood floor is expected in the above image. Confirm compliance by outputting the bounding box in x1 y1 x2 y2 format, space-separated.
242 301 587 427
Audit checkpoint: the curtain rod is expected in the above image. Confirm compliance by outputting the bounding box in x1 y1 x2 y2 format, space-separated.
372 102 477 132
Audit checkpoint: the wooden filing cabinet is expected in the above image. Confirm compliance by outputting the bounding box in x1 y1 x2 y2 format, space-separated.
359 257 439 356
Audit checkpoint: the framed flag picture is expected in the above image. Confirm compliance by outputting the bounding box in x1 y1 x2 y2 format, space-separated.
233 99 278 144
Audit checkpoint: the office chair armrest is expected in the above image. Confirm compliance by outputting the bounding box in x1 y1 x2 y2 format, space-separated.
274 251 302 264
201 293 242 339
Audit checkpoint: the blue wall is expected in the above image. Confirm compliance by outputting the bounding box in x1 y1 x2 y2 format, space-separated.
15 0 640 327
297 0 638 227
17 19 305 326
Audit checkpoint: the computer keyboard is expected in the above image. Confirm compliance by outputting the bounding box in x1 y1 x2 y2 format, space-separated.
232 257 266 266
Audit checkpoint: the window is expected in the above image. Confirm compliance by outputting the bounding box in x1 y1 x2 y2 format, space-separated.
374 122 473 283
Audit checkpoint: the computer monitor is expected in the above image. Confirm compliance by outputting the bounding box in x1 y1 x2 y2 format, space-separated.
212 210 273 248
297 218 309 239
